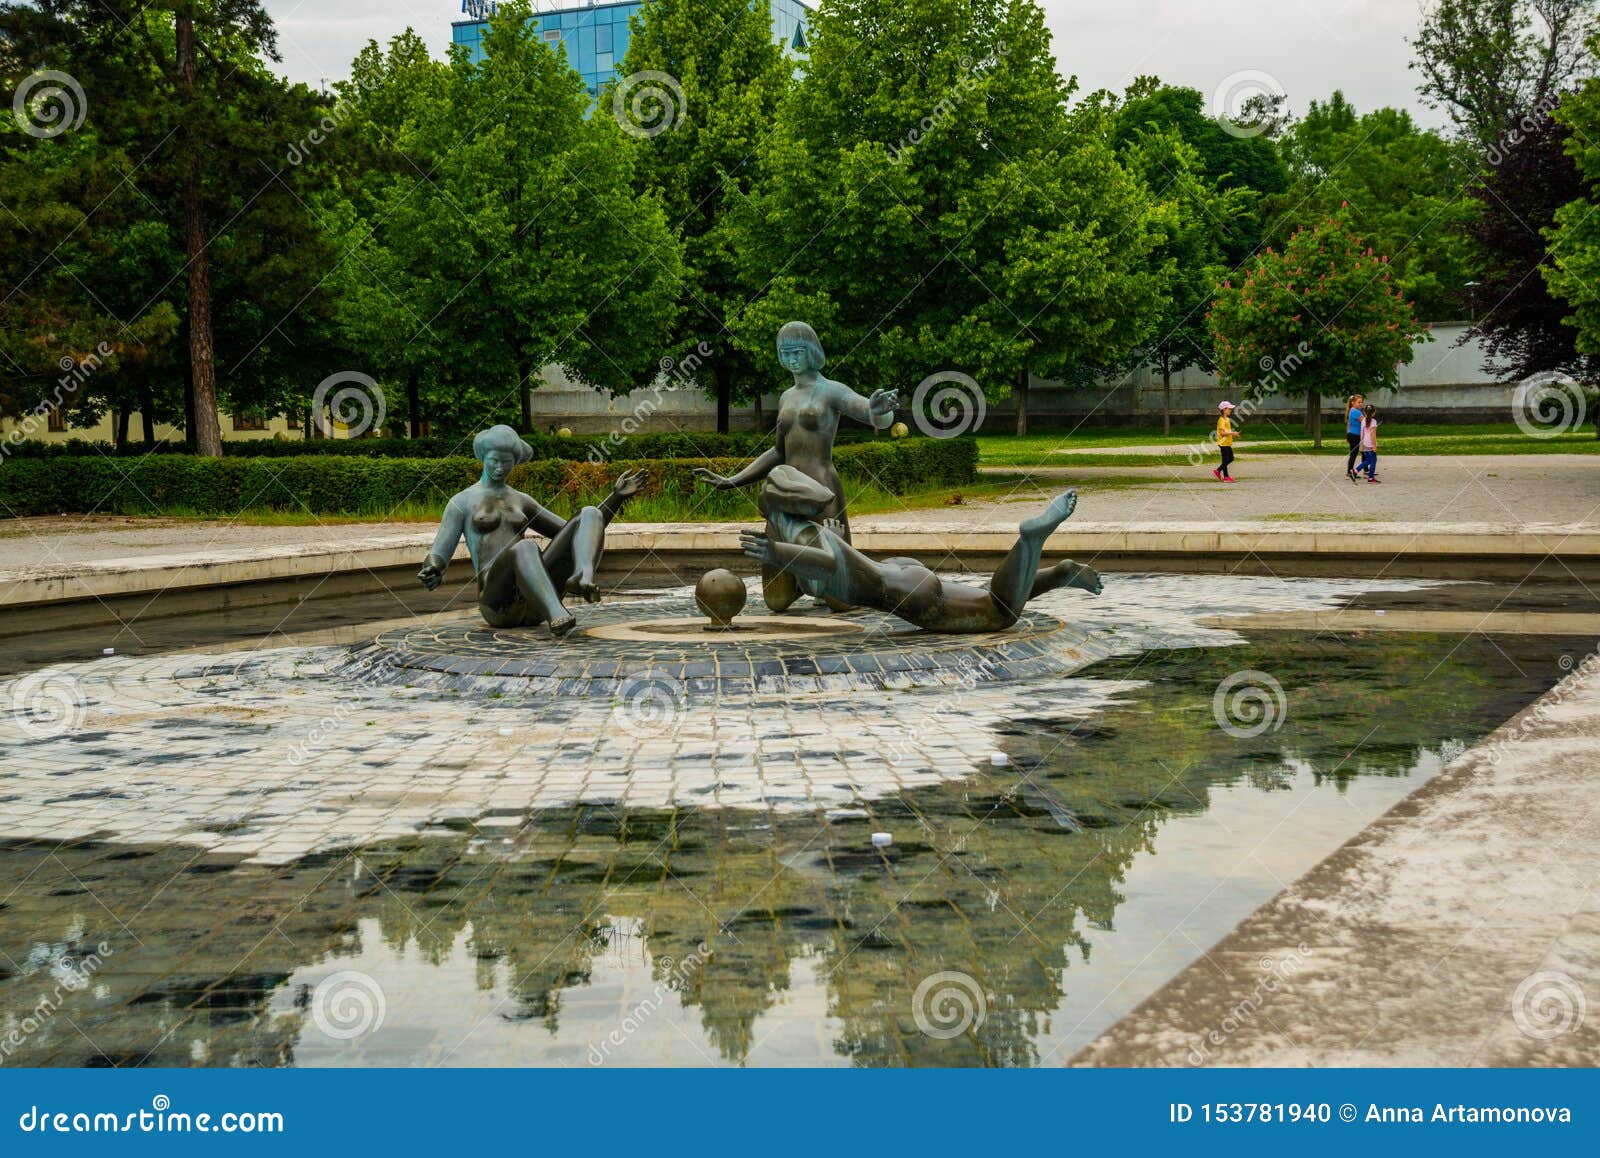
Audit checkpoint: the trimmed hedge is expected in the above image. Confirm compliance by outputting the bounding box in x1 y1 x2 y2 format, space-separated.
0 438 977 517
1 428 887 462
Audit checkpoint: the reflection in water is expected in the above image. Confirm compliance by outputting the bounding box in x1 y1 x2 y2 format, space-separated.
0 632 1570 1067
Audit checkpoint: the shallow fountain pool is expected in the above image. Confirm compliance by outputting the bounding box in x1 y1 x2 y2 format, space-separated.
0 573 1583 1066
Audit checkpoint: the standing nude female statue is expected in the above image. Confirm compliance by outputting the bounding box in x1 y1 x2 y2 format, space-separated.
694 322 898 611
739 466 1101 633
417 425 644 636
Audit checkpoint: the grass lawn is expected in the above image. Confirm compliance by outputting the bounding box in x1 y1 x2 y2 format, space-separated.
975 422 1600 468
163 477 1039 526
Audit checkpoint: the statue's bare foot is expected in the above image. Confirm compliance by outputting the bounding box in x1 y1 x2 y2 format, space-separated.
1070 563 1104 596
549 615 577 638
1019 491 1077 545
566 575 602 604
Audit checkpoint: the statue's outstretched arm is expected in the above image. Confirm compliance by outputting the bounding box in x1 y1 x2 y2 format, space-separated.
830 379 898 431
697 446 781 489
739 531 835 580
419 498 468 589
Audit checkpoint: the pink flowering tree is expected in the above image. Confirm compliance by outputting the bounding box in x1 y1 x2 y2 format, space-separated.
1209 209 1426 446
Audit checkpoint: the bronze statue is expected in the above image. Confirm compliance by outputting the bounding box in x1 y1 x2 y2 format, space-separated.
739 466 1101 633
694 322 898 611
418 425 644 636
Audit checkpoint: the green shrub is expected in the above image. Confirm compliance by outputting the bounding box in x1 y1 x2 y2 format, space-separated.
0 429 892 461
0 438 977 517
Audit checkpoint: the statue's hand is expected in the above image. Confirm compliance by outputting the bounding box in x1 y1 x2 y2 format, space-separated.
739 532 778 566
417 562 443 592
612 468 647 497
694 466 732 489
868 388 899 417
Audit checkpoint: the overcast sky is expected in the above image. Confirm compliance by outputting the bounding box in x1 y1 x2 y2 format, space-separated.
260 0 1443 126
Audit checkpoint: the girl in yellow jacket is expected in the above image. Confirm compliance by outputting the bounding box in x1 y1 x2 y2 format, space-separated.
1213 401 1238 482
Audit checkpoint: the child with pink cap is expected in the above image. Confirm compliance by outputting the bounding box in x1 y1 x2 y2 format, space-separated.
1213 401 1238 482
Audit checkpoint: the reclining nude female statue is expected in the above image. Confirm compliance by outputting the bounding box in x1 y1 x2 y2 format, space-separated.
417 424 644 636
739 466 1102 633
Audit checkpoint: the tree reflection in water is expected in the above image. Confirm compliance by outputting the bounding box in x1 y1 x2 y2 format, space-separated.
0 632 1568 1067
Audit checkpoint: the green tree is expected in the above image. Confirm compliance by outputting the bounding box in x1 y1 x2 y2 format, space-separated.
619 0 793 432
1110 80 1289 264
728 0 1165 435
1470 96 1596 383
0 127 179 434
1209 211 1427 446
318 30 455 437
415 3 683 432
1265 92 1482 321
1118 127 1254 433
1545 59 1600 363
1413 0 1597 146
2 0 344 452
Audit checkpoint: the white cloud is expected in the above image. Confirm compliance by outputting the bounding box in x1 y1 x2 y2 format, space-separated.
260 0 1442 123
1045 0 1441 124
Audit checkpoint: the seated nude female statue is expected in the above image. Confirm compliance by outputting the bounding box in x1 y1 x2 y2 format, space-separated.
695 322 898 611
739 466 1102 633
417 424 644 636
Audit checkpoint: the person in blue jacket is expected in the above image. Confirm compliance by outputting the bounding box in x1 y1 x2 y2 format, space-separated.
1344 394 1366 482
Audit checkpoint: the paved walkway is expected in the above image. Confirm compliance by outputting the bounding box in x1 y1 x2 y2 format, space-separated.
960 452 1600 529
1041 439 1299 456
1073 656 1600 1067
2 454 1596 568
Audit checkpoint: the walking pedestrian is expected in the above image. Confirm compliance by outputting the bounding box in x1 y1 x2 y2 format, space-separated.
1359 406 1381 483
1213 401 1238 483
1344 394 1365 481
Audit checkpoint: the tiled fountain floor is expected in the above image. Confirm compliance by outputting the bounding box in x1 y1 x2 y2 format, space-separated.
0 574 1440 865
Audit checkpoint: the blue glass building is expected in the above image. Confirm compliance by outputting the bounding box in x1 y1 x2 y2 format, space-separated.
452 1 811 96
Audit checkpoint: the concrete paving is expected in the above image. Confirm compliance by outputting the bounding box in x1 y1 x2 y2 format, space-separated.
1072 655 1600 1068
2 454 1595 572
964 452 1600 529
